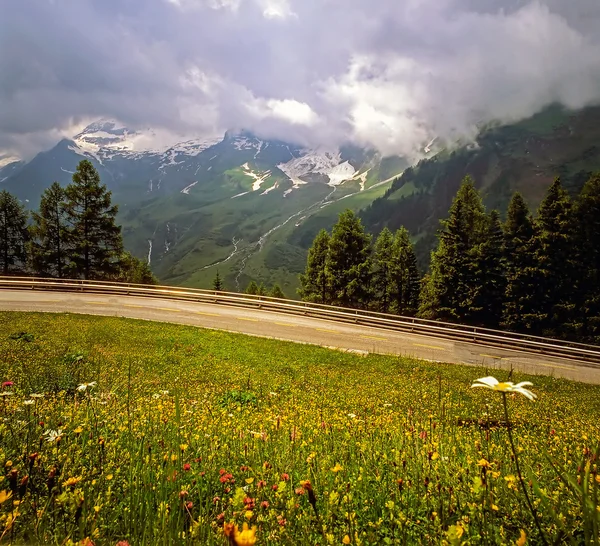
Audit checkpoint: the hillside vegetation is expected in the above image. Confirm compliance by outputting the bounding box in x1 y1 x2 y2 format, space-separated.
0 312 599 544
362 104 600 268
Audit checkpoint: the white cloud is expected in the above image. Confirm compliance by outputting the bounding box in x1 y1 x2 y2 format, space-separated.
3 0 600 158
259 0 296 19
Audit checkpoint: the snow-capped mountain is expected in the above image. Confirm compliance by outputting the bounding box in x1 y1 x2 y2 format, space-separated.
1 119 408 293
70 119 222 164
0 155 23 183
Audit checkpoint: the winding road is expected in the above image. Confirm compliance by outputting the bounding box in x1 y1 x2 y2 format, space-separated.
2 290 600 384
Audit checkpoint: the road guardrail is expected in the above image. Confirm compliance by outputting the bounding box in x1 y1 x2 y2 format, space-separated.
2 276 600 366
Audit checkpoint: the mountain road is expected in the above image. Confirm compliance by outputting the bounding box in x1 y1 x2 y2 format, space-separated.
2 290 599 384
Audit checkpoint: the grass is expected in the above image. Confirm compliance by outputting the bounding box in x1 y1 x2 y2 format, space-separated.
0 312 599 545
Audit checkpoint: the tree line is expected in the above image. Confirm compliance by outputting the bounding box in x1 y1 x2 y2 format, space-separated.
299 173 600 344
0 160 156 284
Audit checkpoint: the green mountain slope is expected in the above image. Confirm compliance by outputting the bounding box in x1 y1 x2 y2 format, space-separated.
361 104 600 269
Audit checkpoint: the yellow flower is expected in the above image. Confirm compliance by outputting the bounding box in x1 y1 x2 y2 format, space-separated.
62 476 82 488
0 490 12 504
515 529 527 545
74 426 83 434
343 535 351 544
233 522 257 546
477 458 490 468
471 376 537 400
331 463 343 473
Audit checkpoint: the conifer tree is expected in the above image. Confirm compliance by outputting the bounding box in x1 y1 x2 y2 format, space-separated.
29 182 69 277
573 174 600 341
298 229 331 304
270 283 285 299
212 271 224 291
418 177 487 323
0 190 28 275
373 227 394 312
115 251 158 284
529 178 577 336
326 210 372 308
64 160 123 279
470 210 506 327
390 227 420 316
502 192 537 332
245 280 259 295
257 283 268 296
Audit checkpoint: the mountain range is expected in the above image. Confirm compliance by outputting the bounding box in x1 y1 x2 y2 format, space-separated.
0 120 410 293
3 103 600 295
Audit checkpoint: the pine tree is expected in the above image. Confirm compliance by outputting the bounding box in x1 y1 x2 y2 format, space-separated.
390 227 420 316
418 177 488 323
0 190 28 275
502 192 537 332
64 160 123 279
373 227 394 312
298 229 331 304
529 178 577 337
326 210 373 308
470 210 506 327
257 283 268 296
212 271 224 291
29 182 70 277
115 252 158 284
270 283 285 299
245 280 259 295
573 174 600 341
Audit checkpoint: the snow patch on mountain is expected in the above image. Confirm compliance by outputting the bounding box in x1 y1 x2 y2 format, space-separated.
277 149 356 188
241 163 271 191
181 181 198 194
0 155 21 169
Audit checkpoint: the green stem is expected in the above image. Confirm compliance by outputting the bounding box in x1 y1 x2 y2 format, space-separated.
502 393 548 545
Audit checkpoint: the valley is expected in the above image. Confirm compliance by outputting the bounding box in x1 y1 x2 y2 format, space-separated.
3 104 600 294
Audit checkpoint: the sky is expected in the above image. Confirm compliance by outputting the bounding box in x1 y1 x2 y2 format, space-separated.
1 0 600 159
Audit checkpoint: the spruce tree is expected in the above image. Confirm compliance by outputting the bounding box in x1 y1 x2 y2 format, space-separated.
418 177 487 323
29 182 70 277
270 283 285 299
115 252 158 284
64 160 123 279
0 190 28 275
529 178 577 337
257 283 268 296
212 271 224 291
390 227 420 316
574 174 600 341
326 210 373 308
298 229 331 304
502 192 537 332
470 210 506 328
373 227 394 312
245 280 259 295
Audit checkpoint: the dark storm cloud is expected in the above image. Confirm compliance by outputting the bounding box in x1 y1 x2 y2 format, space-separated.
2 0 600 158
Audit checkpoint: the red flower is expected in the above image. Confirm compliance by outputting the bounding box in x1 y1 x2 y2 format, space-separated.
183 463 191 471
260 501 269 509
281 473 290 481
2 381 13 388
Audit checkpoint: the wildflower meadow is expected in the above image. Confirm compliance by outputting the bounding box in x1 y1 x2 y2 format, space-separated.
0 311 599 545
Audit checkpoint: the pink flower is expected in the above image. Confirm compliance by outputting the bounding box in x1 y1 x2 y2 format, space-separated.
2 381 13 389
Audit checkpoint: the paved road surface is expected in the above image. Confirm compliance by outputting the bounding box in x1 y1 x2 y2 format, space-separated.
1 290 599 384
